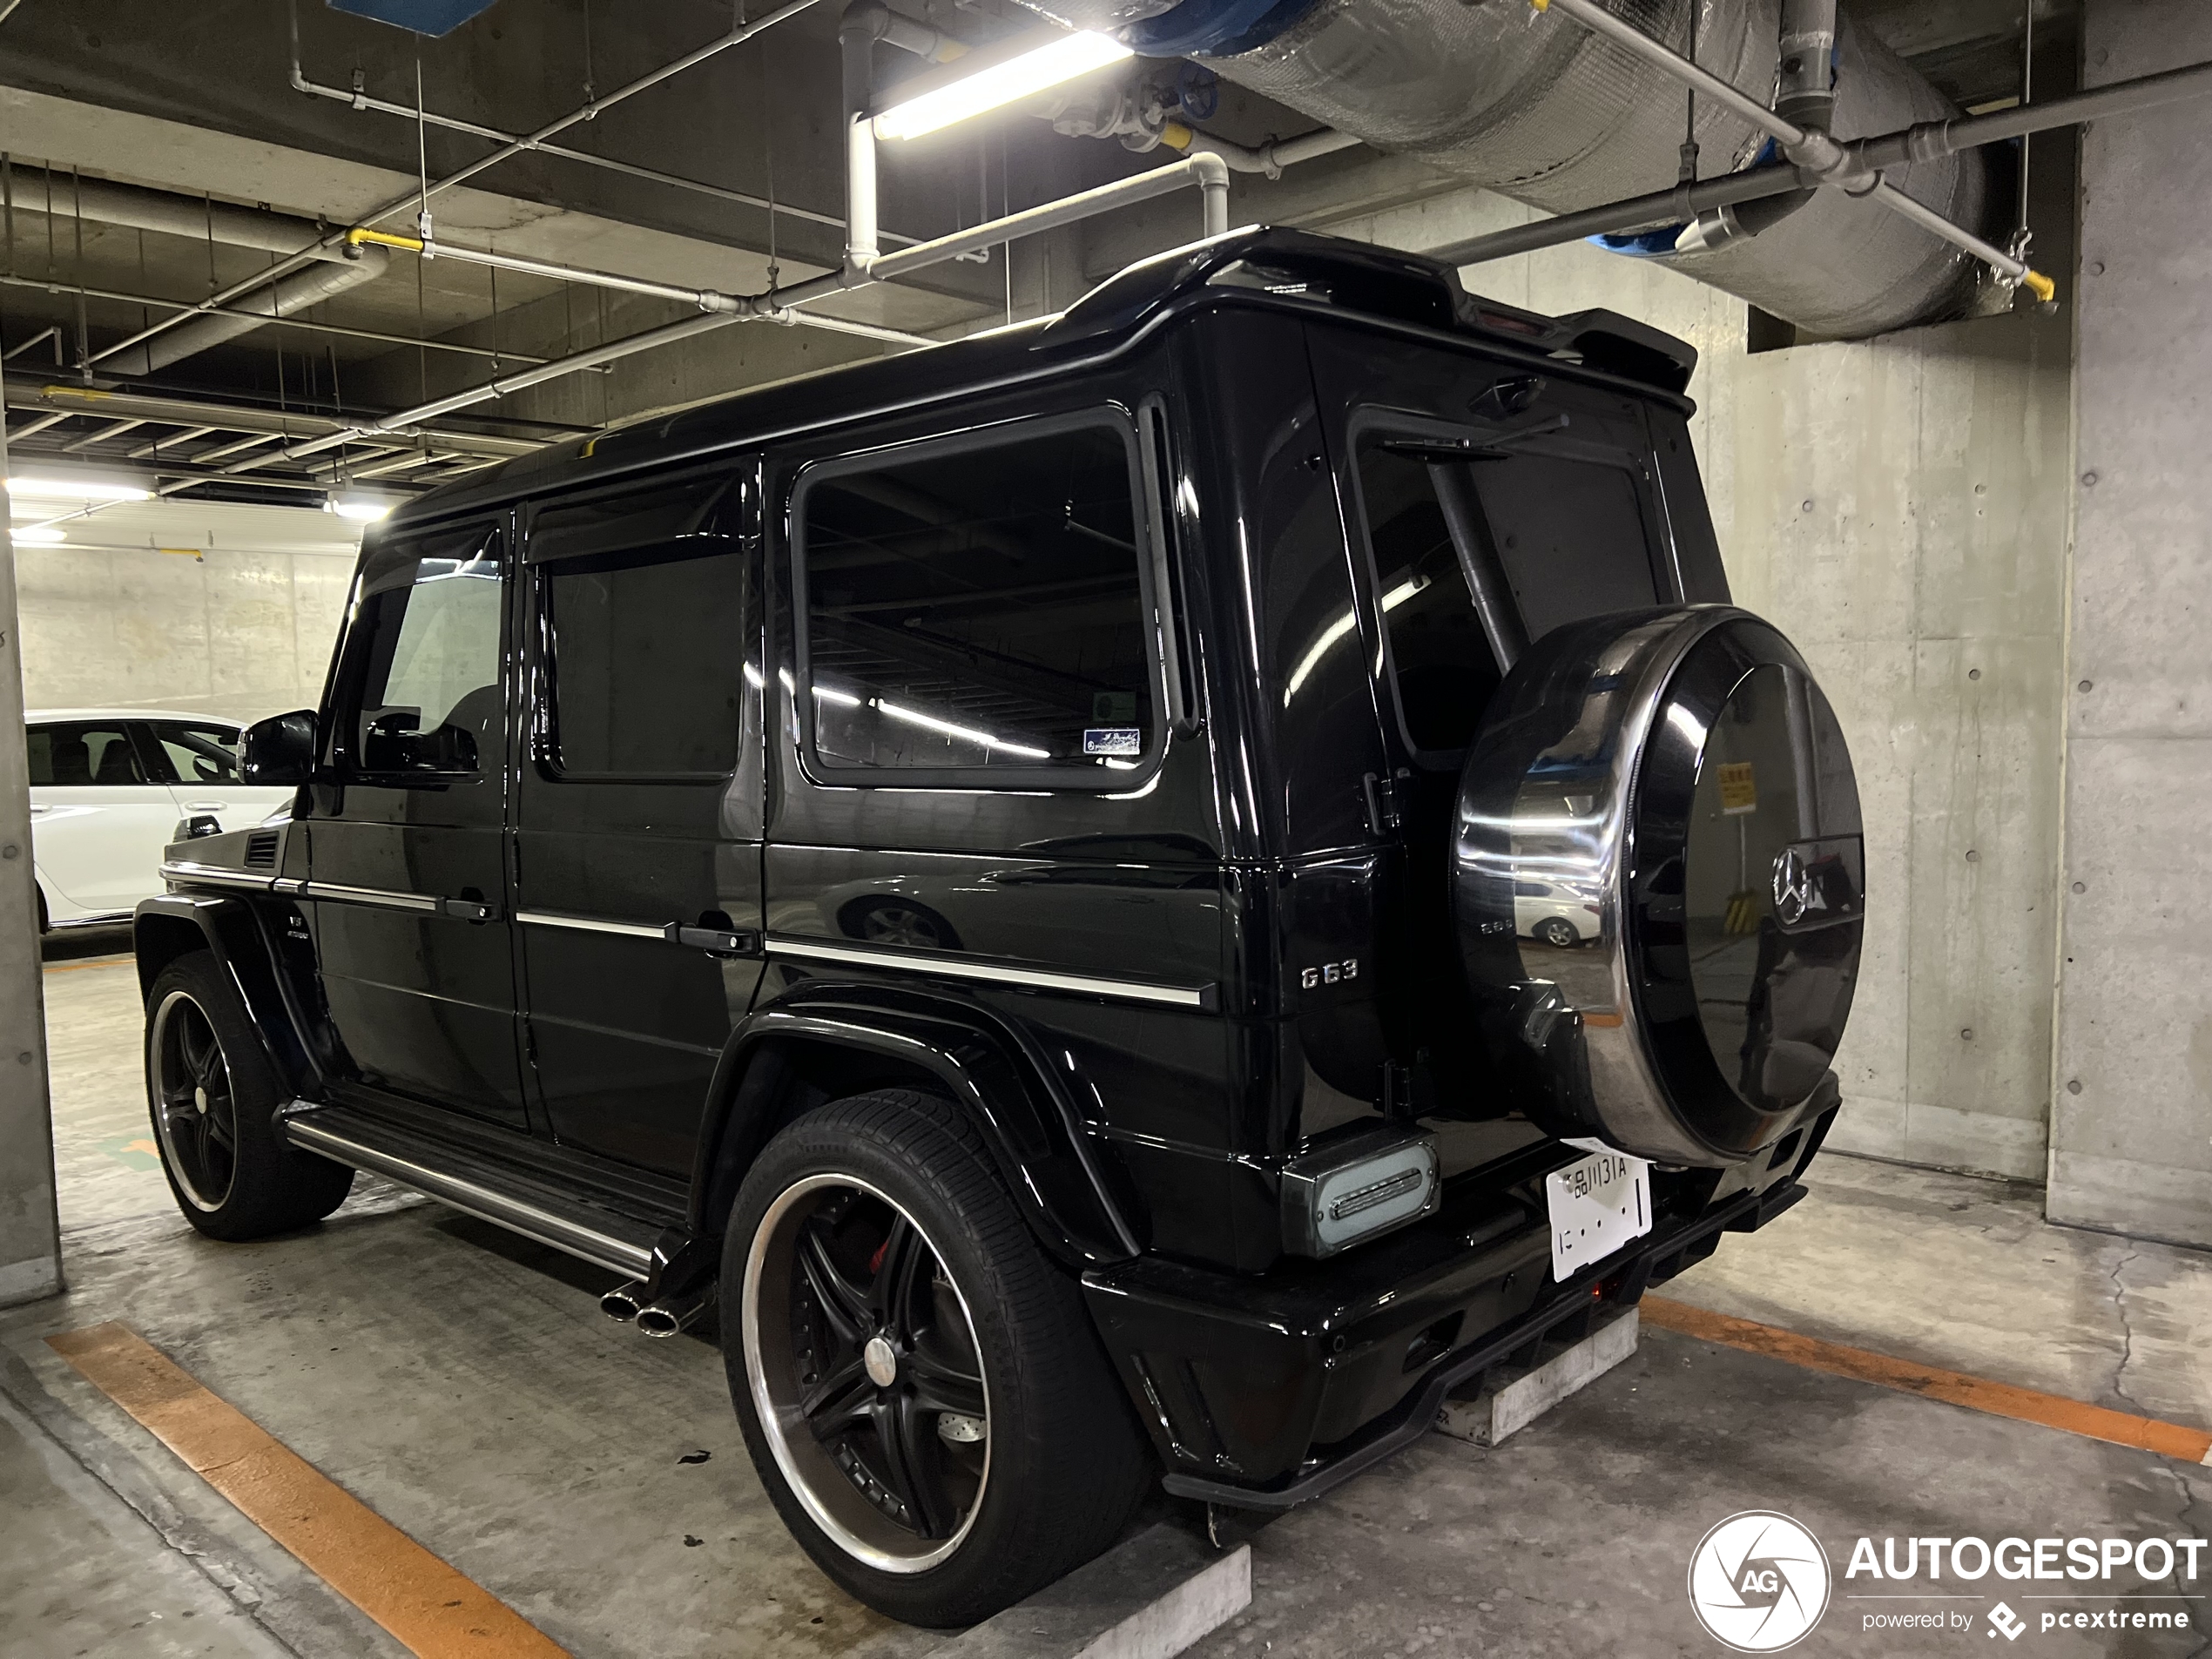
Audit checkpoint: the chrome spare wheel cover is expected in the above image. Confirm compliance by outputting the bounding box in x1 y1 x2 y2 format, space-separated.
743 1172 992 1574
1453 606 1865 1165
149 988 240 1211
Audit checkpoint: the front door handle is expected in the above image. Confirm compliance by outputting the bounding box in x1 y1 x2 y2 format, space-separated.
668 924 759 958
185 799 229 811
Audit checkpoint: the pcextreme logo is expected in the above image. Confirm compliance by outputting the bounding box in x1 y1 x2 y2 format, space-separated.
1688 1511 1834 1652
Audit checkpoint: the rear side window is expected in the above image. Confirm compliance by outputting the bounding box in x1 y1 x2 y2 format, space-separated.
794 414 1159 783
1353 425 1661 761
339 527 505 776
541 545 745 779
26 723 145 786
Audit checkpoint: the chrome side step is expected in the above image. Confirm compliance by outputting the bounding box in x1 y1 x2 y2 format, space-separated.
280 1105 658 1278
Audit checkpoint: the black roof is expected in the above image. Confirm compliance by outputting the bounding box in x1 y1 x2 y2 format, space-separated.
391 226 1698 531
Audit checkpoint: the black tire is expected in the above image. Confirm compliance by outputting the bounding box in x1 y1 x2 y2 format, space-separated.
723 1089 1150 1627
1534 915 1580 949
145 951 353 1240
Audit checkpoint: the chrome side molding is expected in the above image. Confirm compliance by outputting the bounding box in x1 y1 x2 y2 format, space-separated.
765 933 1217 1010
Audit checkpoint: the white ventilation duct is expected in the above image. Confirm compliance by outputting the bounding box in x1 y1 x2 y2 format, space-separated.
1015 0 1997 339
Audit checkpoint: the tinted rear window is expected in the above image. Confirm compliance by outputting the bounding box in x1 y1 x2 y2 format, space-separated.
1474 451 1657 642
1354 429 1661 759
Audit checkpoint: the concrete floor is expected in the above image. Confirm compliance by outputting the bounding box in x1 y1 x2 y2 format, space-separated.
5 937 2209 1656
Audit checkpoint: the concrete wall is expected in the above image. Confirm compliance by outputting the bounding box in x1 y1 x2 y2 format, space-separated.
13 546 352 724
2050 0 2212 1248
1219 177 2078 1183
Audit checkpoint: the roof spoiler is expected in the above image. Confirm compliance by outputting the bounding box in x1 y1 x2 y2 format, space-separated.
1047 226 1697 395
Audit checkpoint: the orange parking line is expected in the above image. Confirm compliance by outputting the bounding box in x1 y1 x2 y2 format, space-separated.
1641 1295 2212 1464
42 956 135 973
48 1323 570 1658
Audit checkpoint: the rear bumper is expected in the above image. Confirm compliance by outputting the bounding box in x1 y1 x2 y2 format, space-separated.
1083 1151 1810 1509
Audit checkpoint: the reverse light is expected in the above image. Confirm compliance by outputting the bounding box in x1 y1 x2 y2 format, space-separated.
871 30 1132 141
1280 1126 1440 1258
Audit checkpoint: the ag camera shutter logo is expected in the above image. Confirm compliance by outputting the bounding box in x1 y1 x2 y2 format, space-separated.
1688 1511 1833 1651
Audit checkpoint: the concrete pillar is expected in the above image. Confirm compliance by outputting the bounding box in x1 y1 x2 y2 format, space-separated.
2049 0 2212 1248
0 420 65 1306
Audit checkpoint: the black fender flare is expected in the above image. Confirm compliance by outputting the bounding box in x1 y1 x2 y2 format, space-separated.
687 978 1142 1270
133 894 320 1095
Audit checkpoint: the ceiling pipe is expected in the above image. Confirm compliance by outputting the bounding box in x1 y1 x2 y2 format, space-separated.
97 247 391 376
1529 0 2051 299
0 268 556 365
12 173 392 371
226 153 1231 481
1668 0 1827 255
287 23 946 250
90 0 836 376
1163 125 1359 177
4 378 553 459
1430 57 2212 270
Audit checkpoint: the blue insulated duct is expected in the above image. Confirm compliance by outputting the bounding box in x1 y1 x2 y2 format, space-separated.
1013 0 1997 339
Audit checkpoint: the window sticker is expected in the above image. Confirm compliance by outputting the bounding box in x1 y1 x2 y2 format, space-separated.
1084 728 1142 756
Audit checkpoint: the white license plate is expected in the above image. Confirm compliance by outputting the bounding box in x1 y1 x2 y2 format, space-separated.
1546 1149 1653 1280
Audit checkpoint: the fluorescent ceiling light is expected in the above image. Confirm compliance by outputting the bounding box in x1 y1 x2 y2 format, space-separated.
873 696 1051 759
6 475 152 502
327 493 394 523
9 526 66 544
872 31 1132 141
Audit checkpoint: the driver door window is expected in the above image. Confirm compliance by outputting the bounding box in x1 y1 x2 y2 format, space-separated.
341 541 504 778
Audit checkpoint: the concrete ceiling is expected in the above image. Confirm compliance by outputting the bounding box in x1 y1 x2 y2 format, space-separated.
0 0 2080 499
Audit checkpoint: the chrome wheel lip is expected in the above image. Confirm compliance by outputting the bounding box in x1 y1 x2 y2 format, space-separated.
149 988 236 1213
742 1171 991 1575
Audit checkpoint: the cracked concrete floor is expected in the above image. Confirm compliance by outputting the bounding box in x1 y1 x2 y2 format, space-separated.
7 940 2210 1657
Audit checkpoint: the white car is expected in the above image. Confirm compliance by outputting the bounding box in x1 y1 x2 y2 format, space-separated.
1514 878 1602 949
24 709 296 932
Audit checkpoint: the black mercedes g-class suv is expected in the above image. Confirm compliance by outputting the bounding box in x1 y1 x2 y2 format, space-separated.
137 226 1863 1628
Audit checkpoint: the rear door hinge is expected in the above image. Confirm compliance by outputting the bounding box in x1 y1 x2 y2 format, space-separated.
1361 768 1408 838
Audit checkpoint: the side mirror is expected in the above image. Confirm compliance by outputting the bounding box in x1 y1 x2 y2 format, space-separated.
240 710 318 786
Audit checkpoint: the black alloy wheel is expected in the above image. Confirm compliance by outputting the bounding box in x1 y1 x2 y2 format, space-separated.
725 1089 1151 1627
150 988 239 1212
142 951 354 1239
747 1177 990 1561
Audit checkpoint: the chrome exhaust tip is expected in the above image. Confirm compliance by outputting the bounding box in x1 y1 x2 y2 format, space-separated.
600 1280 648 1323
636 1282 715 1339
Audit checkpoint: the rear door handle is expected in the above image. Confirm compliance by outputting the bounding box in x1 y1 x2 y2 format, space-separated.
185 799 229 812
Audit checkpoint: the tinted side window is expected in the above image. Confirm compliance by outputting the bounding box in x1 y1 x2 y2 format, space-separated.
26 722 145 786
797 417 1157 779
1354 442 1506 755
1473 452 1657 642
542 544 745 779
152 722 242 785
340 529 504 776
